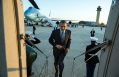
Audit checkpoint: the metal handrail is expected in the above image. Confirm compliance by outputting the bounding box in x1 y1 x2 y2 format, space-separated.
39 49 52 77
74 42 106 60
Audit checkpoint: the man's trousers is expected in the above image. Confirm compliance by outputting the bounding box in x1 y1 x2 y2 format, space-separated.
53 49 66 77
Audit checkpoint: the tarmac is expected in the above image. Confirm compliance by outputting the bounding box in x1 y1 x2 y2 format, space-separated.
25 26 105 77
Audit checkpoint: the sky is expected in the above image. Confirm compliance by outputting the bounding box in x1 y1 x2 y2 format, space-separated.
23 0 112 24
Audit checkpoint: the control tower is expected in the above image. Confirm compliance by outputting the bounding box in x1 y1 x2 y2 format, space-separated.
96 6 102 25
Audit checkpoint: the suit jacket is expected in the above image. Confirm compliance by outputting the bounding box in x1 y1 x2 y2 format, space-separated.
49 29 71 51
85 44 101 64
90 31 95 34
90 31 95 36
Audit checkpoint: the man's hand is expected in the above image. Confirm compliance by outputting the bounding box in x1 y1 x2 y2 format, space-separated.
56 45 62 49
65 48 69 54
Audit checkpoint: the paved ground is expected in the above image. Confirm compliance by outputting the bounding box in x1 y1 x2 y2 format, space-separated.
25 26 105 77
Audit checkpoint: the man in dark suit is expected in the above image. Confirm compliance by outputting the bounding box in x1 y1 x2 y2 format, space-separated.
85 37 101 77
54 25 58 30
49 20 71 77
33 24 36 35
90 28 95 37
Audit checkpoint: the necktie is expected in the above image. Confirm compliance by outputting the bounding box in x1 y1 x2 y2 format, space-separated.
61 31 65 43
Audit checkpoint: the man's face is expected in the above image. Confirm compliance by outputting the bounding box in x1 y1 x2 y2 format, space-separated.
60 23 67 31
